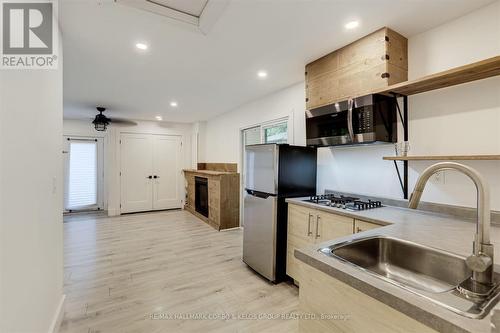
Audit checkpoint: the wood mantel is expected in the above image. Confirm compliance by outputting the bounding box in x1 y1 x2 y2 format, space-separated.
183 169 239 231
197 162 237 173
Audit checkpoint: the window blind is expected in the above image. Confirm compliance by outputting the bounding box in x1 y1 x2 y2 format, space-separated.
244 126 261 146
66 141 98 209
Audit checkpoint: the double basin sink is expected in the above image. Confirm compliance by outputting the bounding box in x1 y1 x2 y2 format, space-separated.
320 236 500 319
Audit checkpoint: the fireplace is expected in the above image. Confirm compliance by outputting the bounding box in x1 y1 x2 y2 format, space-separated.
195 177 209 218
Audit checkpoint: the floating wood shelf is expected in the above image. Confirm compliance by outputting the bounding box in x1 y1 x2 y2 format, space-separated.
376 56 500 96
384 155 500 161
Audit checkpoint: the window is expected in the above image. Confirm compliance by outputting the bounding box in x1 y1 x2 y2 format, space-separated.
263 122 288 144
243 126 261 146
242 121 289 146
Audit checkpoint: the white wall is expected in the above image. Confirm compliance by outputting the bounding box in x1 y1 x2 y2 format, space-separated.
202 83 306 167
0 24 64 333
63 119 196 216
201 1 500 210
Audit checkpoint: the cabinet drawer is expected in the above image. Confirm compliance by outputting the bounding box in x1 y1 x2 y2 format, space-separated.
354 219 382 234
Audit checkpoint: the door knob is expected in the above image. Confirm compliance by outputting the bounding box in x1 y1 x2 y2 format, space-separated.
147 175 153 179
154 175 159 179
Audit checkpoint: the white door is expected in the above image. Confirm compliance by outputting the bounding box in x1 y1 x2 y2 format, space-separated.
152 135 182 210
120 133 182 214
120 134 154 213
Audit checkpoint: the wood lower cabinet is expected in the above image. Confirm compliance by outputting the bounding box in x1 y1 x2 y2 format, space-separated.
184 170 239 230
287 204 316 283
315 211 354 243
354 219 382 234
298 262 438 333
287 203 388 284
287 203 357 283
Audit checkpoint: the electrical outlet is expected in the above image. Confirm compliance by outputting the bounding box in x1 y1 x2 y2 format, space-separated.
431 171 446 185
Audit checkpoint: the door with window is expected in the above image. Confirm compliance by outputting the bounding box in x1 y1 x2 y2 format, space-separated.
120 133 182 214
63 137 104 212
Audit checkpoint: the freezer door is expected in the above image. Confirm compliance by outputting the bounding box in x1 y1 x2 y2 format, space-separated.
242 190 278 281
245 144 278 195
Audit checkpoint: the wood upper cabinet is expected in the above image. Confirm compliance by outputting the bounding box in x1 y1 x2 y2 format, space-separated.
305 27 408 110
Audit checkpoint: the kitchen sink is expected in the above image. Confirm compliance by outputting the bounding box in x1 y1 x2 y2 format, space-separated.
320 236 500 319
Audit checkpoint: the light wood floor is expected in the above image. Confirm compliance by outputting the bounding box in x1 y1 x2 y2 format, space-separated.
61 210 299 333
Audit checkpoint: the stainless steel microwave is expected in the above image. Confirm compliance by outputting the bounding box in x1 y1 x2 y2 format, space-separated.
306 94 397 147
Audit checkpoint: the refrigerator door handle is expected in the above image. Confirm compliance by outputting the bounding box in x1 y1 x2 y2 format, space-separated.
245 188 272 199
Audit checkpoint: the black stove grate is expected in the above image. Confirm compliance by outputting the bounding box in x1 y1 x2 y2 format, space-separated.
307 194 383 210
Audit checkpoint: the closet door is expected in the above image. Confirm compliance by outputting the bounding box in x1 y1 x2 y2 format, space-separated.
120 134 154 213
152 135 182 210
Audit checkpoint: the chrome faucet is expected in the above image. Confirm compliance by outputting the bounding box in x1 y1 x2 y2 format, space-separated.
408 162 494 289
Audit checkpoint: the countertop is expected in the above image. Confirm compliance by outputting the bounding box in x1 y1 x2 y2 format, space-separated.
287 197 500 333
183 169 236 176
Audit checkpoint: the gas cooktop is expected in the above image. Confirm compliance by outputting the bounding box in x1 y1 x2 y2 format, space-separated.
305 194 383 211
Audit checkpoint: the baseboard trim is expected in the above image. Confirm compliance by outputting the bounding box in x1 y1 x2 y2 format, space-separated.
48 294 65 333
220 226 243 232
107 208 119 216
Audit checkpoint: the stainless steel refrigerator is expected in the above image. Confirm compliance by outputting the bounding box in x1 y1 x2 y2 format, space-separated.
242 144 317 282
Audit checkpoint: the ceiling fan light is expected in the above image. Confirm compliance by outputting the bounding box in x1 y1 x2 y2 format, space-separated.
92 113 109 132
94 122 107 131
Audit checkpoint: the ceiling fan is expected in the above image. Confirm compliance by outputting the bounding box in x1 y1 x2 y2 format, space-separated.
92 107 136 131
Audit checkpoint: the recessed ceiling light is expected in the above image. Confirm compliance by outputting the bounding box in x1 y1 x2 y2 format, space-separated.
170 101 178 107
345 21 360 30
135 43 148 50
155 115 163 121
257 70 268 79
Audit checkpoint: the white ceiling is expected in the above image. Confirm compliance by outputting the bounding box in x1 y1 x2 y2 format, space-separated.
61 0 495 123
